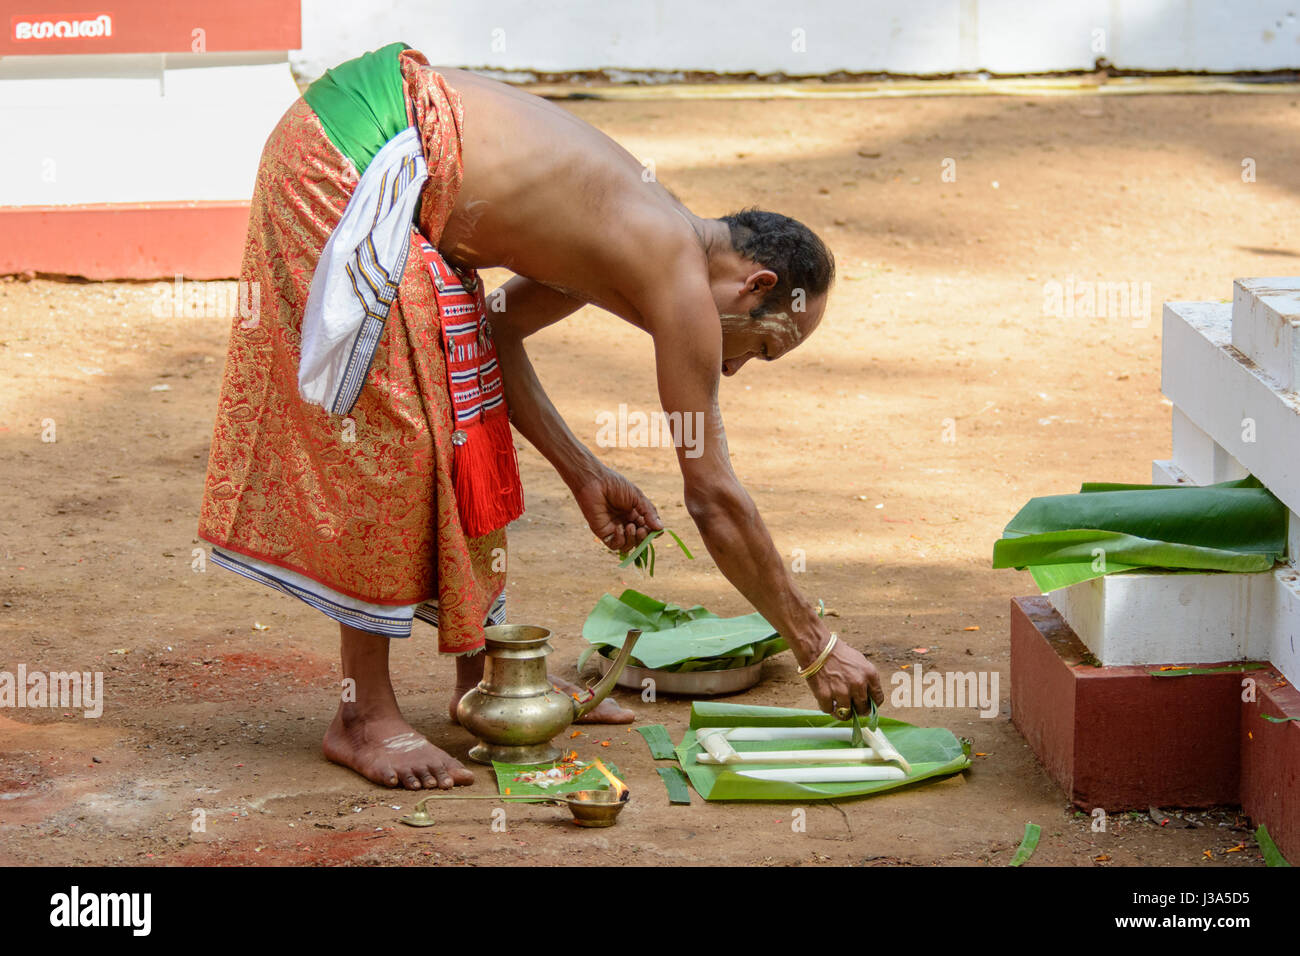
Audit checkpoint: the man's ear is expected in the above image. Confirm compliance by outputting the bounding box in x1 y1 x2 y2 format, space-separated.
745 269 778 298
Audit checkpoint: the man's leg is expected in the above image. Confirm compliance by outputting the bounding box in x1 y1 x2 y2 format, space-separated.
323 622 475 789
450 654 635 724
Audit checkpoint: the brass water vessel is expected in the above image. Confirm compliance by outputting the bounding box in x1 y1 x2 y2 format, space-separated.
456 624 642 765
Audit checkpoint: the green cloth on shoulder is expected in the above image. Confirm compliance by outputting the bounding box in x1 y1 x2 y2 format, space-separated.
302 41 411 174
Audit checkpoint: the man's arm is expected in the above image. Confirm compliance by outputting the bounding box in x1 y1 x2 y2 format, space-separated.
647 272 883 713
487 276 592 481
487 275 662 551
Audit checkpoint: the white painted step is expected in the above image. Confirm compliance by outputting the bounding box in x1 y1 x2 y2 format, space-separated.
1047 568 1300 687
1162 301 1300 518
1232 278 1300 393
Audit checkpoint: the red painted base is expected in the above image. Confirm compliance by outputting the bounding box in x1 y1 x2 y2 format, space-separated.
1241 673 1300 864
0 202 250 280
1010 595 1300 861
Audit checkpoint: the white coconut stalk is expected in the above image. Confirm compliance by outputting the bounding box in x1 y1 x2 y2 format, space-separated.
859 724 912 774
699 724 913 774
697 747 880 765
696 727 736 762
721 727 860 742
737 766 907 783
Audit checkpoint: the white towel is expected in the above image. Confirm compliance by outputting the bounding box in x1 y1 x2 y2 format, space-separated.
298 126 429 415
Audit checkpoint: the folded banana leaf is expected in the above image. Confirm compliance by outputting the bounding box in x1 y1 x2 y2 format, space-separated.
992 477 1287 592
580 589 788 672
677 702 971 801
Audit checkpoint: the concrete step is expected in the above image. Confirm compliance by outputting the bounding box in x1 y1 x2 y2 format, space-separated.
1163 300 1300 521
1233 277 1300 393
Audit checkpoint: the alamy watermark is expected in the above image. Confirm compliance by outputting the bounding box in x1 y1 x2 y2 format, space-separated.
890 663 999 718
1042 275 1151 328
151 275 260 326
595 404 704 458
0 666 103 718
49 886 150 936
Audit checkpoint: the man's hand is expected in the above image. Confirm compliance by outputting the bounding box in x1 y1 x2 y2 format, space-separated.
804 639 885 716
570 465 664 553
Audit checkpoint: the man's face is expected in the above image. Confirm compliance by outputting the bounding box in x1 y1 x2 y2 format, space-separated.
718 292 827 377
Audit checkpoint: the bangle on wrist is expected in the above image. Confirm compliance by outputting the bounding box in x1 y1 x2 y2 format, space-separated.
797 633 838 680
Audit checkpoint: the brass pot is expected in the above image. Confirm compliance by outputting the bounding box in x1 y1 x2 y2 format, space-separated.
456 624 642 765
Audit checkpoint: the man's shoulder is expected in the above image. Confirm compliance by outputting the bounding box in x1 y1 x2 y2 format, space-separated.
606 202 709 289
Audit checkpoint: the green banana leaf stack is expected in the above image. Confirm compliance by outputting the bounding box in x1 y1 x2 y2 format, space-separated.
675 702 972 801
580 589 788 673
993 476 1288 592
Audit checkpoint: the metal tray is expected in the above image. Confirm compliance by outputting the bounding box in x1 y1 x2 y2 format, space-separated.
594 649 764 696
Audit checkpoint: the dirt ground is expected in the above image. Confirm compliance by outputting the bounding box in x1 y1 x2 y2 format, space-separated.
2 89 1293 867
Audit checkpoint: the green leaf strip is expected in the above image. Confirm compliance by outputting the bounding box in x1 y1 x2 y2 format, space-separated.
636 724 678 760
1008 823 1042 867
1256 824 1293 867
656 766 693 805
1149 663 1268 677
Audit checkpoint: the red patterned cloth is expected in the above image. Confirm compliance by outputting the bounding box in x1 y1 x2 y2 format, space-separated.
197 50 508 654
417 237 524 537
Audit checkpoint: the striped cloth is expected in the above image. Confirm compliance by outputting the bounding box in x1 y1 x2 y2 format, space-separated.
418 237 524 537
298 127 428 414
211 546 506 643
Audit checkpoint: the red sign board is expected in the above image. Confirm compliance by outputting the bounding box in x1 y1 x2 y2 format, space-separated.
1 0 300 54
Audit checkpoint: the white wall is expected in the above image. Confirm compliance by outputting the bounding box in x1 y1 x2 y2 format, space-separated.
0 53 300 205
294 0 1300 80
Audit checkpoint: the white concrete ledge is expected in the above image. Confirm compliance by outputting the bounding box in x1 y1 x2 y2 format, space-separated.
1050 571 1262 666
1233 278 1300 393
1151 459 1193 485
1170 406 1248 486
1048 568 1299 685
1162 301 1300 517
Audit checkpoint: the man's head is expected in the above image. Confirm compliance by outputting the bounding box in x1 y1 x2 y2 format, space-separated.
708 208 835 376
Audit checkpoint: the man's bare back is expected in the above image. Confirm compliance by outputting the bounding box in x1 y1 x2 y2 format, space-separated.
436 66 696 327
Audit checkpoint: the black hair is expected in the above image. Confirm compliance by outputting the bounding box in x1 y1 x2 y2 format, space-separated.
719 208 835 319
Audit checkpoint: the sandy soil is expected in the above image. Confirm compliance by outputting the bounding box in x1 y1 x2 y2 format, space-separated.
2 90 1293 866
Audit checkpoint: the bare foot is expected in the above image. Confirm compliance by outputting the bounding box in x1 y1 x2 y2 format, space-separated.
551 674 636 724
323 703 475 790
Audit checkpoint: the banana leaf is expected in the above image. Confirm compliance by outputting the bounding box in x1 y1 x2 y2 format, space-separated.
618 528 695 575
676 702 972 801
492 760 621 797
580 589 788 672
992 477 1287 592
1008 823 1042 866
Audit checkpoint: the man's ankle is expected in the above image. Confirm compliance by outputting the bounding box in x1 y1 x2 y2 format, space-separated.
335 697 399 724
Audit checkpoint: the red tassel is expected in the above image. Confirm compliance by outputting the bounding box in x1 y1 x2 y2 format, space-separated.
453 411 525 537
